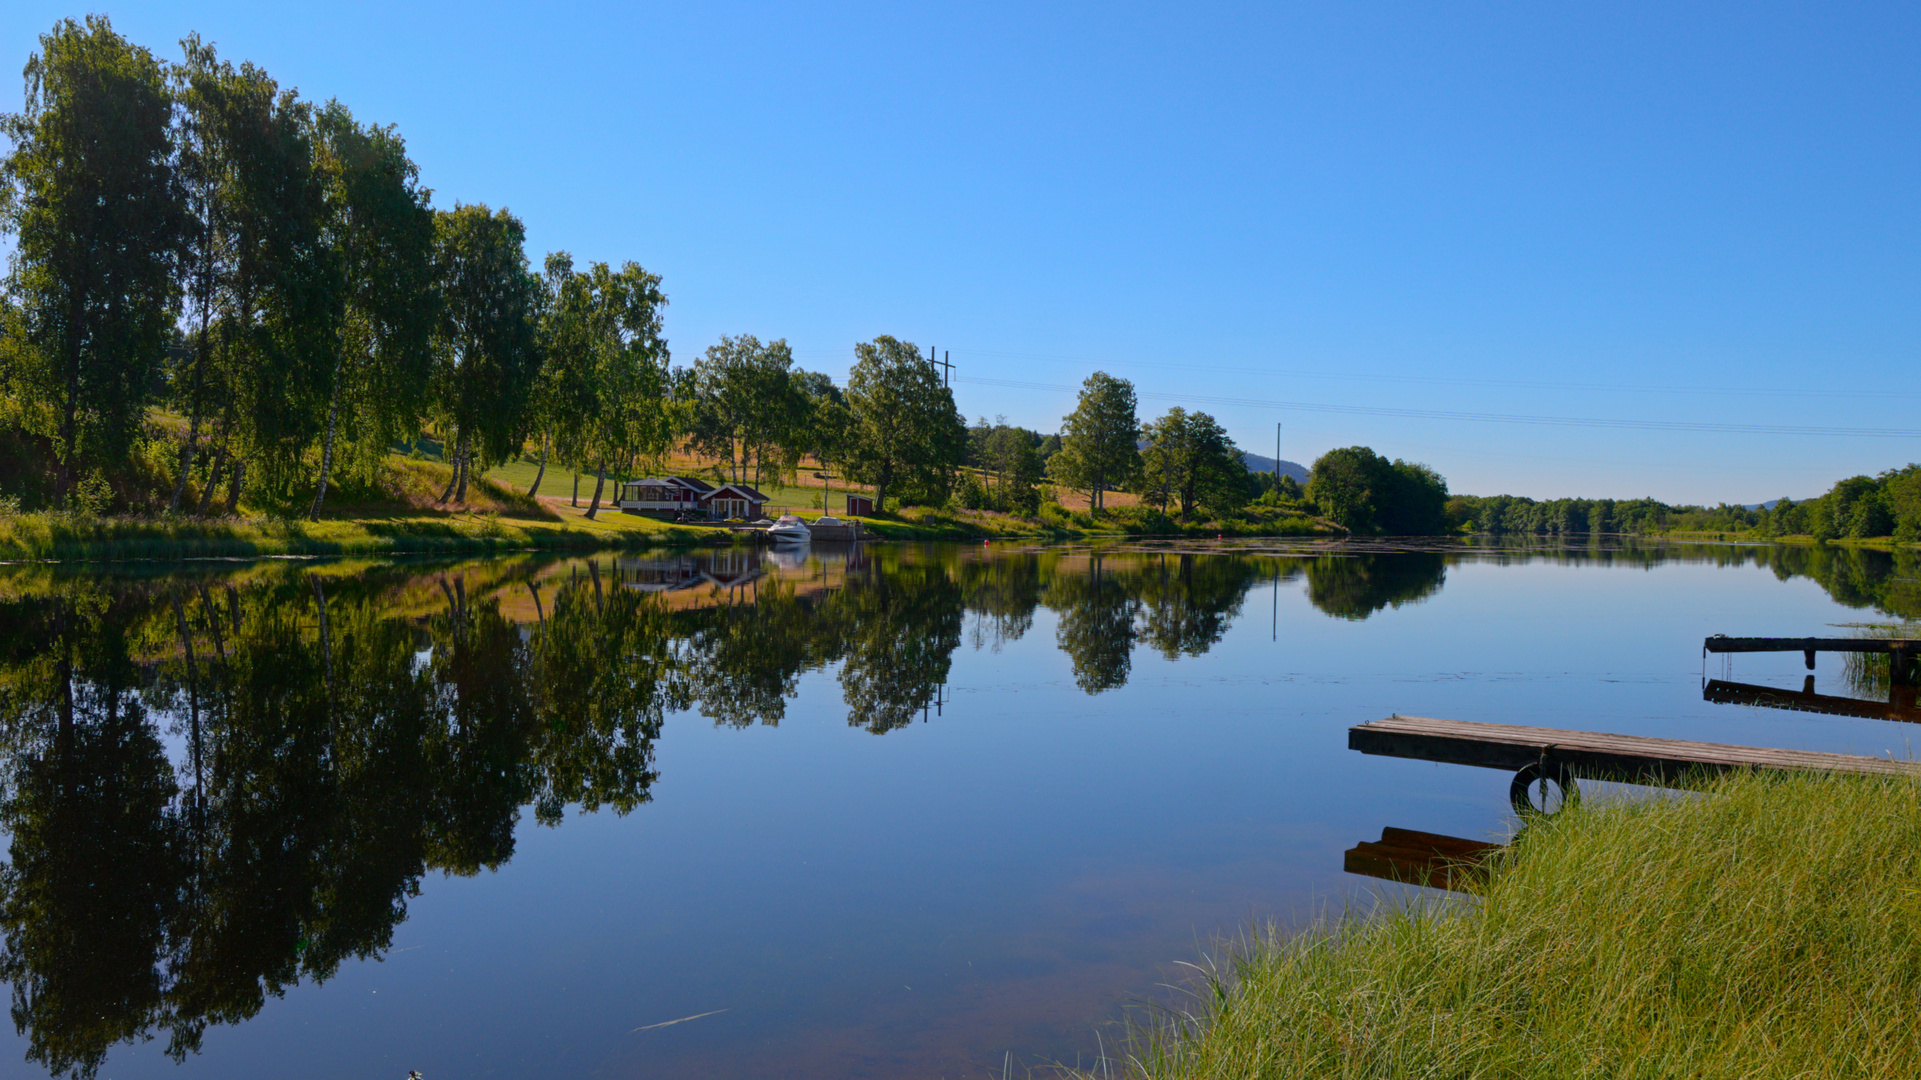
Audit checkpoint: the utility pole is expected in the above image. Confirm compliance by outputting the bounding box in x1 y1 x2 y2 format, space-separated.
1275 421 1282 486
928 345 953 386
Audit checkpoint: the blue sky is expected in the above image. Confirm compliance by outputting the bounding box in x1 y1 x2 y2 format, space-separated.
5 2 1917 502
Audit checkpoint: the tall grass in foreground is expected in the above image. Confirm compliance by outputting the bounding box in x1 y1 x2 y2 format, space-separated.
1118 772 1921 1079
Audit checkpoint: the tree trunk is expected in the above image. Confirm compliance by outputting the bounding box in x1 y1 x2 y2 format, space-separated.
169 297 214 512
170 410 201 513
172 596 206 834
196 444 227 516
436 429 459 502
311 576 334 692
454 430 471 504
528 431 549 497
309 365 344 521
225 459 244 514
58 361 79 507
572 469 581 507
56 290 84 505
584 459 607 520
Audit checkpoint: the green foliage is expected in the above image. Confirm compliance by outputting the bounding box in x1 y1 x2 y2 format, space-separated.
306 100 438 517
537 255 669 517
432 204 542 499
68 470 113 517
1306 446 1448 534
1 16 183 501
1047 371 1139 511
1889 466 1921 542
686 334 806 488
1448 464 1921 542
1137 407 1246 522
957 416 1045 515
840 336 966 509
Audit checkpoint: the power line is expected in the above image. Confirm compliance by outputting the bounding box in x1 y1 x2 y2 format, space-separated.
952 375 1921 438
947 347 1921 400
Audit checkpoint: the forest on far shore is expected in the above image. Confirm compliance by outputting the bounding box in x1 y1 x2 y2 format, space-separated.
1443 466 1921 542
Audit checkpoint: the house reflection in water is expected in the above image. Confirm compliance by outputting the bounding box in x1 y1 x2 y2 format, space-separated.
604 545 869 610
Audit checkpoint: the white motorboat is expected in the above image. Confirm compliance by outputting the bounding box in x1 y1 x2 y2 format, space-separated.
810 515 845 528
766 514 812 544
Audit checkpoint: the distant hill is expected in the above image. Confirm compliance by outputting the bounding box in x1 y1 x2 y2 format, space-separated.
1242 453 1309 482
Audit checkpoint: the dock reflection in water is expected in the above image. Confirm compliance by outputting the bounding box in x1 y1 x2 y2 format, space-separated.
1343 827 1503 893
1704 678 1921 723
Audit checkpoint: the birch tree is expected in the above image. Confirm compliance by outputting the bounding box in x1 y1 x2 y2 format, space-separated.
542 259 668 520
432 204 540 504
306 102 436 519
0 16 183 504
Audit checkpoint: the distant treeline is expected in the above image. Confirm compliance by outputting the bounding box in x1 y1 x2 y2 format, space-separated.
1449 465 1921 541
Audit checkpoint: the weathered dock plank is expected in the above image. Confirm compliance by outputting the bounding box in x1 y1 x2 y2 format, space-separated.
1349 714 1921 784
1704 635 1918 683
1704 635 1918 655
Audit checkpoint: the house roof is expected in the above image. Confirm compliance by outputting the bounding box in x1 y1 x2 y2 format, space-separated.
709 483 769 502
670 476 716 493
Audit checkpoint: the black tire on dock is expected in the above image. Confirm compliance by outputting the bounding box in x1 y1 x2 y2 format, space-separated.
1510 761 1579 817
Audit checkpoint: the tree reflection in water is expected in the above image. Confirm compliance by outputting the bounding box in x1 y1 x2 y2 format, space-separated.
0 538 1906 1077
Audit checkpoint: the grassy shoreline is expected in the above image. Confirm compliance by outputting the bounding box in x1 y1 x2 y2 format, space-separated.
0 507 734 562
1113 771 1921 1079
0 498 1345 562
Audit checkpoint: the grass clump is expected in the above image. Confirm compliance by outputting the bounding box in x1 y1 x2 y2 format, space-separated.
1127 771 1921 1079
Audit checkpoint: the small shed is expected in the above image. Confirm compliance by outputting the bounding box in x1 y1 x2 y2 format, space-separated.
845 495 875 517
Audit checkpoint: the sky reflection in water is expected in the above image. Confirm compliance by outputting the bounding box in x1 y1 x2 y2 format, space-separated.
0 540 1916 1079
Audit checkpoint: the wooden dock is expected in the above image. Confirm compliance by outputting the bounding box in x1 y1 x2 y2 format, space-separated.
1343 826 1502 892
1705 635 1917 684
1349 714 1921 786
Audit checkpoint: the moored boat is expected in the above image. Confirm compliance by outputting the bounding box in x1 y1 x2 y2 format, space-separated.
766 514 812 543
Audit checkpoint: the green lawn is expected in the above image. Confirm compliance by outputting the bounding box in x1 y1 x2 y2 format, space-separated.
481 457 870 517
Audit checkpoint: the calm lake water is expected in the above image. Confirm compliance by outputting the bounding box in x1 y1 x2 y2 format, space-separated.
2 539 1917 1079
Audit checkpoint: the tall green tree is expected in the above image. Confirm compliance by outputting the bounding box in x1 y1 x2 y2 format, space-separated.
840 336 966 509
1137 406 1244 521
793 369 850 507
307 102 436 519
522 252 576 500
431 204 541 504
547 260 669 520
170 46 337 512
1047 371 1138 511
0 16 183 503
987 423 1043 515
688 334 808 487
165 34 227 512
